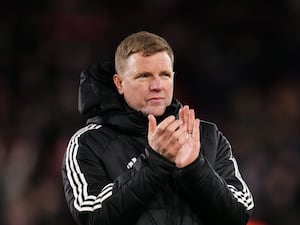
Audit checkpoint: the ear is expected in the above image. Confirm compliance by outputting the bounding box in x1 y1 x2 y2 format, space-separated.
113 74 124 94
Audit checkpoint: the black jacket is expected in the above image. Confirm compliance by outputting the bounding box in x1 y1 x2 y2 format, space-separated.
62 62 254 225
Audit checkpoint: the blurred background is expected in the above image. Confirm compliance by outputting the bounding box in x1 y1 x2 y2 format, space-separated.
0 0 299 225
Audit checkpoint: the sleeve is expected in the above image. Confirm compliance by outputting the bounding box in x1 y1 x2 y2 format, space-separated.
62 125 175 225
176 123 254 225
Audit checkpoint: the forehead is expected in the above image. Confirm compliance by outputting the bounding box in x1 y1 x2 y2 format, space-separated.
125 51 173 72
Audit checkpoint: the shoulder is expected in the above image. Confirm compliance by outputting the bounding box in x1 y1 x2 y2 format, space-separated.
200 119 232 152
200 119 228 147
200 120 219 138
68 124 117 151
200 120 218 130
69 124 102 142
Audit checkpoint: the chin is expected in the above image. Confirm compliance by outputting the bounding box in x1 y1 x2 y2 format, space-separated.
145 108 166 117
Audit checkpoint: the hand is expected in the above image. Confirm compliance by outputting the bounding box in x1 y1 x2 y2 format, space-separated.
175 105 201 168
148 114 188 163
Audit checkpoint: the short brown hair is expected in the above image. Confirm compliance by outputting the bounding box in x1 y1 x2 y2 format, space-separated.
115 31 174 74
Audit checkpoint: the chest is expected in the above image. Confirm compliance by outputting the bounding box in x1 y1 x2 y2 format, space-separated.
100 134 147 179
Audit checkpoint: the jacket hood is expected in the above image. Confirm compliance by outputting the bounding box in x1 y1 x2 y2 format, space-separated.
78 60 123 118
78 60 182 135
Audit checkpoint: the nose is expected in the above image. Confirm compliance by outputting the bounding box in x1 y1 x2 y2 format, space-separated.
150 78 162 91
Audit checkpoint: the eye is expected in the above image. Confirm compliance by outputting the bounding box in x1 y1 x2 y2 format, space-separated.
161 73 172 78
136 73 150 79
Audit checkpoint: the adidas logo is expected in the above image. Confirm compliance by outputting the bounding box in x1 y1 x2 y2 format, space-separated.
127 157 137 169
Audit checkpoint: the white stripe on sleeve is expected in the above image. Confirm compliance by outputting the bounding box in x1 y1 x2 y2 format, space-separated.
65 124 114 212
228 151 254 210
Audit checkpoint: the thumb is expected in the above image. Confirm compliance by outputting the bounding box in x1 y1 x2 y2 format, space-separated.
148 114 157 136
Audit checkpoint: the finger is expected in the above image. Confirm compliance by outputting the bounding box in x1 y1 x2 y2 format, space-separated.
184 105 189 125
161 122 186 152
148 114 157 136
192 118 200 141
155 115 176 134
179 106 184 121
172 123 187 142
188 109 195 134
180 105 189 132
148 115 162 153
166 119 183 134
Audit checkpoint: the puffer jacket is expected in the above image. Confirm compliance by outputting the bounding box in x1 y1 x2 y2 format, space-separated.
61 61 254 225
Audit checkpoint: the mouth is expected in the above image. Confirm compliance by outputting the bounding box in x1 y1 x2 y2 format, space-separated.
148 97 164 104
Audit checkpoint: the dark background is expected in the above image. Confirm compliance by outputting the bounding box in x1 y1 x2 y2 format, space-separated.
0 1 299 225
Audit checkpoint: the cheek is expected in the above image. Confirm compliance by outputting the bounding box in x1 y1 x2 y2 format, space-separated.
166 82 174 96
125 82 145 93
124 84 146 101
165 84 174 105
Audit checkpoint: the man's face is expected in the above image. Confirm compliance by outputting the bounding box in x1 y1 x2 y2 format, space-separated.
114 51 174 116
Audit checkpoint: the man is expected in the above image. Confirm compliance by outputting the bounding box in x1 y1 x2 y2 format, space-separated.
62 31 254 225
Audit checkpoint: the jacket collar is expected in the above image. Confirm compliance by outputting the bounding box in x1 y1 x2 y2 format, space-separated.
87 99 182 136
